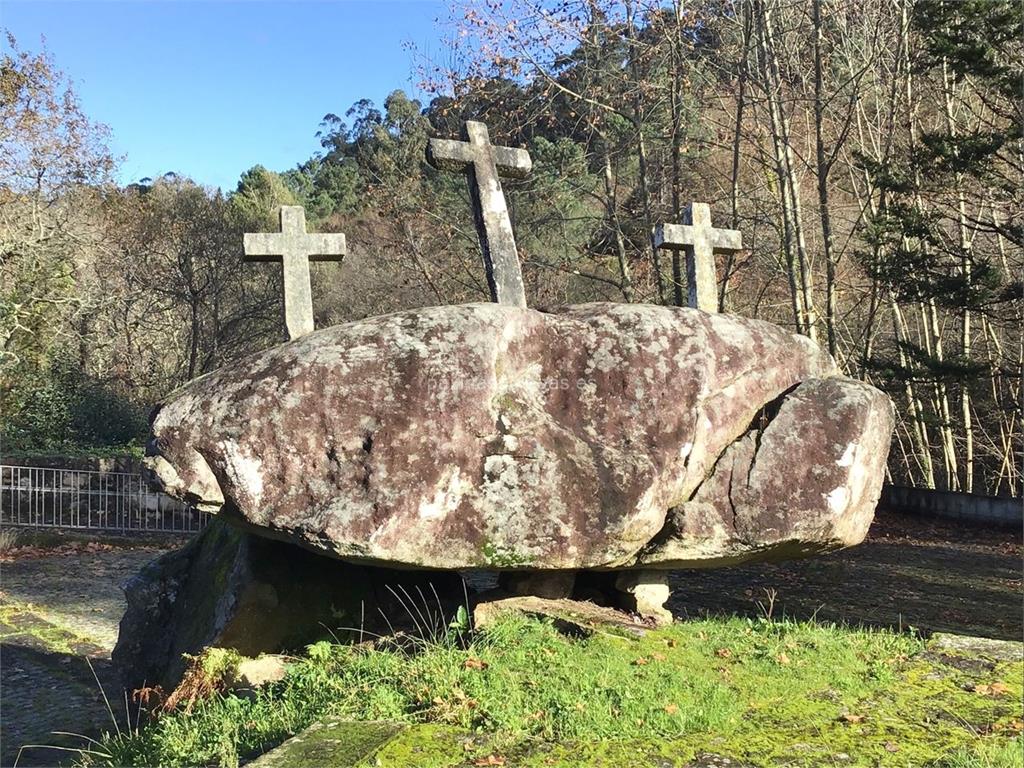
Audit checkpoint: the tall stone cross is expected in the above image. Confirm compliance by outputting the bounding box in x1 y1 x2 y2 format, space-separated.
243 206 346 340
427 120 531 307
654 203 743 313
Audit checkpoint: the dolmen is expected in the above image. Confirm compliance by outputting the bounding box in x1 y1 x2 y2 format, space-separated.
115 302 892 690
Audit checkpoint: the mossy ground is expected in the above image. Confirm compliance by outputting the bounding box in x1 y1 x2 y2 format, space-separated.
79 614 1023 768
0 600 102 654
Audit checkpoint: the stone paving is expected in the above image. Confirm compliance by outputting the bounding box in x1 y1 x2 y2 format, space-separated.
2 547 163 649
1 541 172 767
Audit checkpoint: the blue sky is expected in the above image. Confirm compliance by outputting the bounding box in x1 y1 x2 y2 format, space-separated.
2 0 449 190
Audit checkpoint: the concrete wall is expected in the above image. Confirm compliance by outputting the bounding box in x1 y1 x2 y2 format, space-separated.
881 484 1022 529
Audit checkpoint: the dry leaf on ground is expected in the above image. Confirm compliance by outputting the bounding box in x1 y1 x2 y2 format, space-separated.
474 755 505 766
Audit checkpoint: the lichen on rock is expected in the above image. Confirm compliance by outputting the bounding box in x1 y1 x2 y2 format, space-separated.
145 302 886 574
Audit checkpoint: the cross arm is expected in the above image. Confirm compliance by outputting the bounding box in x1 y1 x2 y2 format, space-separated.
653 223 694 251
427 138 475 172
709 228 742 252
493 146 532 178
427 138 532 178
653 223 743 253
243 233 285 262
306 233 347 261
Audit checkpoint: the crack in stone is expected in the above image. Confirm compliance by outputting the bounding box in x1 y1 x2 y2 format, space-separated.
726 457 739 534
638 382 801 560
745 383 798 485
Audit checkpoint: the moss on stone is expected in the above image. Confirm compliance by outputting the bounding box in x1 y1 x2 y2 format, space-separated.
247 720 403 767
0 600 99 654
364 724 467 768
481 541 535 568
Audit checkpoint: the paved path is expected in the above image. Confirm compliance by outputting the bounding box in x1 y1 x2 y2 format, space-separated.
2 549 162 649
1 544 170 767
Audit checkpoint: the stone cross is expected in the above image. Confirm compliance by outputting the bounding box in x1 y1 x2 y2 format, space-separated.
427 120 532 307
243 206 346 340
654 203 742 313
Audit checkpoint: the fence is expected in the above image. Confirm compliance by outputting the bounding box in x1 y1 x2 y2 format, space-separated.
0 464 209 533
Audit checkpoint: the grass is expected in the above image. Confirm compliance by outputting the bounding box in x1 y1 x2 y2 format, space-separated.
4 444 145 460
939 740 1024 768
0 526 21 554
71 612 1024 768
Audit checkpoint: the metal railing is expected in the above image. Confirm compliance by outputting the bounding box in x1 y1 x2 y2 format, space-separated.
0 464 209 533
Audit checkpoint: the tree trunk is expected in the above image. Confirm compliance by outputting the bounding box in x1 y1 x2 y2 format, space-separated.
941 58 975 492
900 2 958 489
891 296 937 487
670 67 685 308
753 0 806 334
721 1 752 311
625 0 664 304
812 0 839 358
602 148 634 302
757 0 817 341
187 296 200 382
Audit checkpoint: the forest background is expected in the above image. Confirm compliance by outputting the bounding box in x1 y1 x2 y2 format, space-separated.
1 0 1020 496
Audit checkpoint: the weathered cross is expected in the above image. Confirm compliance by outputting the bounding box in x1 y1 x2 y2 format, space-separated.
243 206 346 340
427 120 532 307
654 203 742 313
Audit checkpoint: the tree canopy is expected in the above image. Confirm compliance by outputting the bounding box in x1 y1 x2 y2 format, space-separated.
1 1 1020 496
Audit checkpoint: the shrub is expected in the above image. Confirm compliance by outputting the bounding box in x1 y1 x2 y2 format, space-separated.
1 355 148 453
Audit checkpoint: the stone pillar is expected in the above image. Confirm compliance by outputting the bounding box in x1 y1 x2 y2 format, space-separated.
615 570 673 626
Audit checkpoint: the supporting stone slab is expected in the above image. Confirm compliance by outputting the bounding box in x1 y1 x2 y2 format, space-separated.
928 633 1022 662
615 570 673 626
472 596 647 638
112 518 464 692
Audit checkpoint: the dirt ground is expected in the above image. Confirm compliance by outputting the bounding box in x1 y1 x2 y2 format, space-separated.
666 512 1022 642
0 511 1020 766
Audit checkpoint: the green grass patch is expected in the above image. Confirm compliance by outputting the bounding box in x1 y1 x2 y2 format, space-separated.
3 444 145 460
0 600 100 654
77 615 1023 767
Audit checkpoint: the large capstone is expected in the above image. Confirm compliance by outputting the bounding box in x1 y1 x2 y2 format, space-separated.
146 303 891 571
